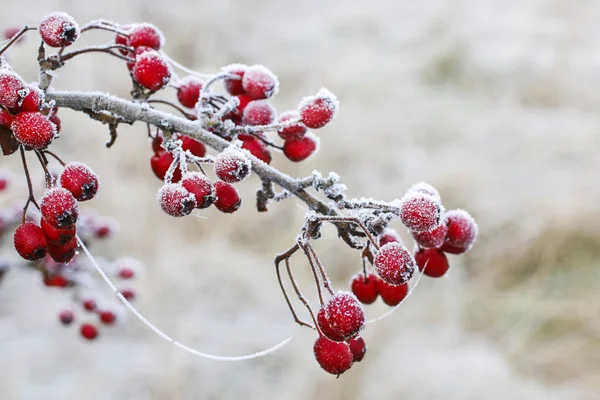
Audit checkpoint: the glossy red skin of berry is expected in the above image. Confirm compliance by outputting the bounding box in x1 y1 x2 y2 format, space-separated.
14 222 47 261
0 109 13 128
350 273 379 305
152 135 163 153
415 248 450 278
241 65 279 100
120 289 135 300
115 33 129 55
40 188 79 229
44 274 69 288
239 134 272 164
180 135 206 157
94 224 112 238
349 336 367 362
317 308 345 342
399 193 443 232
99 311 117 325
151 151 181 182
59 163 99 202
440 242 468 255
223 64 246 96
299 90 338 129
41 217 76 246
16 85 43 113
133 51 171 91
39 12 80 48
47 236 78 264
0 70 26 110
119 268 135 279
237 95 253 112
242 101 276 126
49 113 61 133
59 310 74 325
158 184 196 217
283 134 317 162
313 336 353 375
80 323 98 340
11 112 56 150
377 280 408 306
326 291 365 339
379 229 402 247
213 181 241 213
214 149 251 183
277 110 306 141
128 23 163 50
444 209 477 250
412 223 448 249
374 242 416 285
177 78 203 108
83 299 97 312
181 173 215 209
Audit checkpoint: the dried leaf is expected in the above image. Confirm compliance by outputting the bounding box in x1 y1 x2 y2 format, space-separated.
0 125 19 156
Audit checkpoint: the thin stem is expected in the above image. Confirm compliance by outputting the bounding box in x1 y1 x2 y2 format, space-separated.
19 146 39 223
34 150 53 188
60 45 133 63
80 23 130 36
0 26 36 56
285 258 319 331
274 244 313 329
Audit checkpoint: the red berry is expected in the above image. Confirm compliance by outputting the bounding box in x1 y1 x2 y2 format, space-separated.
0 109 13 128
414 248 450 278
11 112 56 150
377 280 408 307
242 100 276 126
277 111 306 141
119 268 135 279
4 27 21 41
13 222 47 261
177 77 203 108
99 311 117 325
213 181 241 213
181 173 215 209
214 147 251 183
236 95 253 112
150 150 181 182
40 188 79 229
317 307 345 342
151 134 164 153
115 32 129 55
0 70 26 109
59 162 99 202
126 45 153 70
39 12 80 48
44 274 69 287
444 209 478 251
313 336 353 375
350 273 379 305
399 192 443 232
180 135 206 157
407 181 441 201
94 222 113 239
374 242 416 285
349 336 367 362
128 23 164 50
132 51 171 91
16 85 43 112
59 310 74 325
440 242 468 255
80 323 98 340
120 289 135 300
412 223 448 249
379 228 402 247
47 236 78 263
83 299 97 312
49 113 61 133
239 134 272 164
283 133 318 162
223 64 247 96
325 291 365 339
157 183 196 217
41 217 76 246
0 173 9 191
298 88 338 129
241 65 279 100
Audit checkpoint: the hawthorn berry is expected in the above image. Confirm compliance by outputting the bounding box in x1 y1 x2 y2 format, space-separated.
150 150 182 182
283 133 318 162
317 307 345 342
325 291 365 339
440 242 468 255
379 228 402 246
13 222 47 261
44 274 69 288
277 110 306 141
80 323 98 340
128 23 164 50
0 173 9 191
151 134 164 154
377 280 408 307
444 209 478 251
120 289 136 300
157 183 196 217
239 134 272 164
399 192 444 232
83 299 97 312
181 172 216 209
99 311 117 325
298 88 338 129
407 181 441 201
0 70 26 109
313 336 353 375
414 248 450 278
115 32 129 55
180 135 206 157
350 273 379 305
242 101 276 126
59 310 74 325
59 162 99 201
119 267 135 279
223 64 247 96
126 45 153 70
132 51 171 91
40 188 79 229
213 181 241 213
40 217 76 246
373 242 416 285
349 336 367 362
236 95 253 113
177 77 203 108
11 112 56 150
214 147 251 183
39 12 80 48
3 27 21 41
47 236 78 263
0 109 13 128
16 85 43 113
241 65 279 100
49 113 61 133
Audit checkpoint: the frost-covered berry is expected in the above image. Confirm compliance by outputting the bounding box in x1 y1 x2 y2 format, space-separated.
177 77 203 108
313 336 353 375
0 70 26 109
47 236 78 263
59 162 99 202
181 172 215 209
132 51 171 91
377 280 408 307
126 45 153 71
223 64 247 96
49 113 61 133
83 299 97 312
444 209 478 251
350 273 379 305
399 192 444 232
440 242 467 255
214 147 251 183
414 248 449 278
39 12 80 48
13 222 47 261
99 311 116 325
298 88 338 129
0 109 13 128
59 310 74 325
120 289 136 300
407 181 441 201
374 242 416 285
213 181 241 213
180 135 206 157
412 222 448 249
242 100 276 126
150 150 181 182
80 323 98 340
277 110 306 141
44 275 69 287
325 291 365 339
317 307 345 342
16 85 43 112
349 336 367 362
157 183 196 217
40 188 79 229
41 217 76 246
11 112 56 150
283 133 318 162
241 65 279 100
239 134 272 164
379 228 402 246
115 32 129 55
128 23 164 50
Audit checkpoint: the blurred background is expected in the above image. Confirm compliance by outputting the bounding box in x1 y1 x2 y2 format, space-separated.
1 0 599 399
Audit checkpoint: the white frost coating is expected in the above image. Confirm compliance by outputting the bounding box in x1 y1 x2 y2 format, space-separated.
297 88 339 118
406 181 441 201
129 22 165 47
76 235 293 361
242 65 280 98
